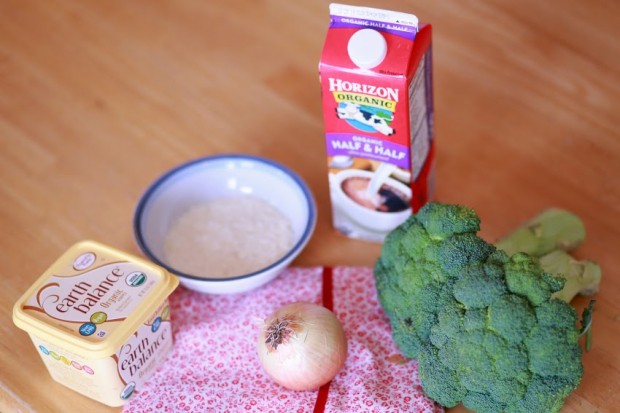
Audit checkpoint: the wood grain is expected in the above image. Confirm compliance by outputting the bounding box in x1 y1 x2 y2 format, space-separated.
1 1 618 412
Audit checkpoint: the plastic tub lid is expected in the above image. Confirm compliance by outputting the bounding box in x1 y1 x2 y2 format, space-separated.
12 240 179 358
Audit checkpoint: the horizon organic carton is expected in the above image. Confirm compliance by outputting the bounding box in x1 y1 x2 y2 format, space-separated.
319 4 435 242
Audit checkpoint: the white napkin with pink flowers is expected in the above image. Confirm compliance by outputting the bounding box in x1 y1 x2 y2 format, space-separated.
122 267 443 413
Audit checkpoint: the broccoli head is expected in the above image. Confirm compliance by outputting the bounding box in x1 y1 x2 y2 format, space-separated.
375 202 584 413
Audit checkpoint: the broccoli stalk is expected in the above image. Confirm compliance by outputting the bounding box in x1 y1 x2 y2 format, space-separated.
494 208 586 257
495 208 602 302
539 250 601 302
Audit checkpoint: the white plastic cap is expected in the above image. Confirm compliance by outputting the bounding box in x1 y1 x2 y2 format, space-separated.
347 28 387 69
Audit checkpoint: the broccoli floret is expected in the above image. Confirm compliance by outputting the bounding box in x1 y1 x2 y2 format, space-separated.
375 202 588 413
416 202 482 240
504 252 563 306
487 294 536 344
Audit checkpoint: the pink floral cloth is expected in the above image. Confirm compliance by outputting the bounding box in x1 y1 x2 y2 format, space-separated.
123 267 443 413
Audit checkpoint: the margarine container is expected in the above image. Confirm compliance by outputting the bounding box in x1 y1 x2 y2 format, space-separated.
12 240 179 407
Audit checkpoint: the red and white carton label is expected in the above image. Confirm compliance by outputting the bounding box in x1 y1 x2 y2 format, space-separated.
319 4 435 242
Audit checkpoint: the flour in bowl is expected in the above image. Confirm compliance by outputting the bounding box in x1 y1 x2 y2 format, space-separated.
164 196 294 278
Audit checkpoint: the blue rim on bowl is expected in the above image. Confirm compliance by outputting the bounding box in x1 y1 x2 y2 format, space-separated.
133 154 317 283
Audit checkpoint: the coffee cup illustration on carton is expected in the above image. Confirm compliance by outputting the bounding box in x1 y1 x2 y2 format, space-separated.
320 4 435 242
330 162 412 233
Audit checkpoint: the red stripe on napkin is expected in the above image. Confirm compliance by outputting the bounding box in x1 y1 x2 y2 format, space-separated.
313 266 334 413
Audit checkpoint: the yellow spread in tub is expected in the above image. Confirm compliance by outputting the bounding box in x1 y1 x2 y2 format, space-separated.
12 240 179 407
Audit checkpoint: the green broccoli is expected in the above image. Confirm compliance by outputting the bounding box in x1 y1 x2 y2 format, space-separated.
375 202 599 413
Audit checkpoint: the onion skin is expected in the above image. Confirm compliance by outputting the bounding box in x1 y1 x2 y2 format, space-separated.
257 302 348 391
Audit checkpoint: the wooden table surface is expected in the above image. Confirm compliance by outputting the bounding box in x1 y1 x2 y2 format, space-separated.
1 1 618 412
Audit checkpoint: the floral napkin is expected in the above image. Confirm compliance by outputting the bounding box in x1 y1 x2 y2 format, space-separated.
122 267 443 413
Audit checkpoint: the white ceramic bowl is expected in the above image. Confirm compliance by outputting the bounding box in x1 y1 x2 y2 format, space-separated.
133 154 316 294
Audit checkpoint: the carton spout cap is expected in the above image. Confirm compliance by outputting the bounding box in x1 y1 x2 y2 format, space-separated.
347 28 387 69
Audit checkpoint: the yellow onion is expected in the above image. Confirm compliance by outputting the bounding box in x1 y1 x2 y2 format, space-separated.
257 302 348 391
